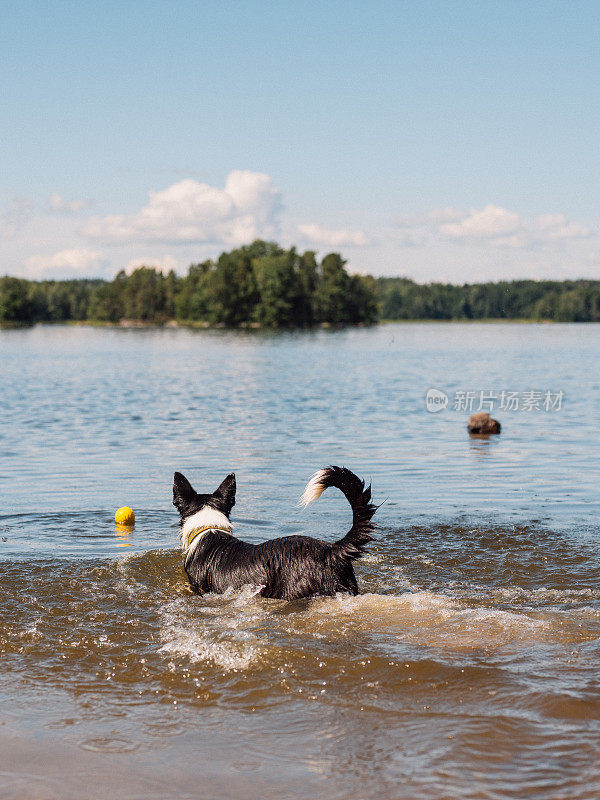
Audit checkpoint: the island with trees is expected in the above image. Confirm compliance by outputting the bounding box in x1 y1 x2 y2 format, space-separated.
1 240 600 326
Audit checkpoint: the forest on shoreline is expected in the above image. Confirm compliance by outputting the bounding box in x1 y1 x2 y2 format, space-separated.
2 240 600 326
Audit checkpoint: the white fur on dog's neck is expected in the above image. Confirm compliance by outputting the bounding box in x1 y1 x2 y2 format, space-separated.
180 507 232 556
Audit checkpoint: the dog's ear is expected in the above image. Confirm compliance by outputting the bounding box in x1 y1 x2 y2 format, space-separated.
214 473 236 515
173 472 196 514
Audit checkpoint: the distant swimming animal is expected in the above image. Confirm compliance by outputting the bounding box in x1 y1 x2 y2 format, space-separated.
173 466 377 599
467 412 501 435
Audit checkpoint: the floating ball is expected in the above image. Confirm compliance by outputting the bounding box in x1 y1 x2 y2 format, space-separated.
115 506 135 526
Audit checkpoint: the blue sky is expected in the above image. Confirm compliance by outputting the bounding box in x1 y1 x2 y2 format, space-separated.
2 1 599 281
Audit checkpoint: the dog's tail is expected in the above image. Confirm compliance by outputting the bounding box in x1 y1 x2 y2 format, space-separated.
299 466 377 560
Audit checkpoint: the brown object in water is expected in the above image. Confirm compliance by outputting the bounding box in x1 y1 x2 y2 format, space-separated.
467 412 501 435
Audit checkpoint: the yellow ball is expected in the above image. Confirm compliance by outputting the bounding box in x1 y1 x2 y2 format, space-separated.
115 506 135 526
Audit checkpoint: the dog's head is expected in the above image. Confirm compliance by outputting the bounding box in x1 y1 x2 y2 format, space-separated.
173 471 236 521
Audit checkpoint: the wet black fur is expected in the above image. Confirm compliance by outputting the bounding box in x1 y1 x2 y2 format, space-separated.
173 467 378 600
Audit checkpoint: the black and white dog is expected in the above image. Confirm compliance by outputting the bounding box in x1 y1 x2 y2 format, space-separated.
172 466 377 600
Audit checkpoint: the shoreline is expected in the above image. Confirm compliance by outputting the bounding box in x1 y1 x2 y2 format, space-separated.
1 317 594 331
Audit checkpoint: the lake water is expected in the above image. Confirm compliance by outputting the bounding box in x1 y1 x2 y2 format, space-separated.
1 323 599 799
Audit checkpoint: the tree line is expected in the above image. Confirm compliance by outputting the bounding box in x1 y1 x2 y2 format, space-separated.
0 241 376 327
377 277 600 322
1 241 600 325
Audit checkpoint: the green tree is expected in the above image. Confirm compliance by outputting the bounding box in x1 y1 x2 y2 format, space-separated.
347 274 378 323
252 250 302 326
314 253 351 324
175 261 212 321
0 277 35 323
87 272 126 322
202 248 258 325
121 267 166 321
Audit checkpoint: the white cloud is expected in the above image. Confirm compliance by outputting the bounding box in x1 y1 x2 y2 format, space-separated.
125 254 179 274
440 204 521 241
2 176 598 284
49 194 92 214
431 204 592 249
297 223 371 248
24 248 108 279
536 213 590 240
84 170 282 246
380 203 599 278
